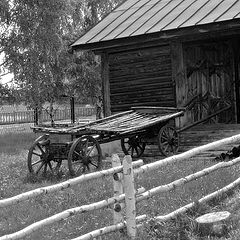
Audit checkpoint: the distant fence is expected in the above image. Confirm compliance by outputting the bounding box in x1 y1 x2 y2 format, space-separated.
0 107 95 125
1 134 240 239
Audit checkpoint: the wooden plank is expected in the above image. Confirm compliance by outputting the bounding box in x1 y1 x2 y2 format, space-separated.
178 106 231 133
86 111 137 128
111 101 175 112
111 94 175 102
233 37 240 123
111 86 173 97
132 106 185 112
109 74 172 85
110 82 173 93
171 41 185 127
109 46 170 62
88 114 151 132
119 111 183 135
110 58 171 67
71 110 134 129
179 123 240 154
101 53 111 117
111 101 176 112
87 113 146 132
111 93 175 103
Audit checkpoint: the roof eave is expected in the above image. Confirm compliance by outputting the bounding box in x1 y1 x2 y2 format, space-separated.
71 20 240 53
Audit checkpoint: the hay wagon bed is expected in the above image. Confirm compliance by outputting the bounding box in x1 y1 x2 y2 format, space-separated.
28 107 184 176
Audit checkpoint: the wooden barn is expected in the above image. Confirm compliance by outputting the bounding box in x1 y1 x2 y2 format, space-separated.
71 0 240 129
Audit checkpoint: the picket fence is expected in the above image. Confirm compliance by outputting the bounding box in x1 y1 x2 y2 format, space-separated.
1 134 240 239
0 107 95 124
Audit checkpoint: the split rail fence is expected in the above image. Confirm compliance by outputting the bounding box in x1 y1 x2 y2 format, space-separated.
1 134 240 239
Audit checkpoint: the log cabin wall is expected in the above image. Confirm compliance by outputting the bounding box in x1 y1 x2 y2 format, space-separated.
108 45 176 113
175 39 235 127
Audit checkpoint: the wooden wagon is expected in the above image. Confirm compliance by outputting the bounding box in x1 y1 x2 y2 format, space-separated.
28 107 184 176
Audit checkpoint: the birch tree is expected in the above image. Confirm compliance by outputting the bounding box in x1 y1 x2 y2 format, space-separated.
1 0 124 114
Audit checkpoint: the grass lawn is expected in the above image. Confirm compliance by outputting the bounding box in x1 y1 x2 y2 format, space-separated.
0 132 240 239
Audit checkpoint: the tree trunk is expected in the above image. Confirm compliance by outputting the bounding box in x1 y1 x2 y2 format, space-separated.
38 108 43 125
195 211 231 237
49 101 54 126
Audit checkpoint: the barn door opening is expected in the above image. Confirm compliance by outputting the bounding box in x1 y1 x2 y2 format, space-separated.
181 40 235 125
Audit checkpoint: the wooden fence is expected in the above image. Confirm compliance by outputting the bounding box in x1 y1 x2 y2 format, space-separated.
1 134 240 239
0 107 95 125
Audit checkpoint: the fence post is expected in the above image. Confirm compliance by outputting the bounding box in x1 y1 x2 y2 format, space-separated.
122 155 136 239
112 154 124 224
13 111 16 122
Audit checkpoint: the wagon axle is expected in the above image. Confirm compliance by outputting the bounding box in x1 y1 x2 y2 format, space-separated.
28 135 102 176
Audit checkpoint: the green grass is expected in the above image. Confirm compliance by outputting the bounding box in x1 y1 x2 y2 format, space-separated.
0 132 240 239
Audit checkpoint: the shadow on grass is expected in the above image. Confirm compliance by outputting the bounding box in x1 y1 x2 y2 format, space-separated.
0 132 37 155
23 172 67 184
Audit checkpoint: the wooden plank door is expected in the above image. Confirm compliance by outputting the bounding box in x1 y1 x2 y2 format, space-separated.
179 40 235 126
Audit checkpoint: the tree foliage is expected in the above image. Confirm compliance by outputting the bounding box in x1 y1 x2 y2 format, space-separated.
1 0 124 110
65 0 125 105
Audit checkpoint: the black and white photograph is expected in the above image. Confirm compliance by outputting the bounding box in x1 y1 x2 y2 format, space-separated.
0 0 240 239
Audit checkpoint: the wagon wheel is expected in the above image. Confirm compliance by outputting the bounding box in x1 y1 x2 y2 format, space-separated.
158 125 179 156
121 136 146 158
68 135 102 176
28 135 62 175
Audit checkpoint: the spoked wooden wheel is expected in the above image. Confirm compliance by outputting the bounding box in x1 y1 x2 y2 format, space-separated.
121 136 146 158
28 135 62 175
68 135 102 176
158 125 179 156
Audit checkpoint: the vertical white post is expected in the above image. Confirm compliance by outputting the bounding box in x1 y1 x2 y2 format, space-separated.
123 155 136 239
112 154 124 224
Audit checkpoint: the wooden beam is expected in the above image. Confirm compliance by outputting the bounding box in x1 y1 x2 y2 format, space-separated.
170 42 186 128
233 37 240 123
177 105 232 133
101 53 111 117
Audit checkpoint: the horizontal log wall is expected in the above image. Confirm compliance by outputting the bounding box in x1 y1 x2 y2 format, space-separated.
108 45 175 112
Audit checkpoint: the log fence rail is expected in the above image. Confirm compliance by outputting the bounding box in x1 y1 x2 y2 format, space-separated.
1 134 240 239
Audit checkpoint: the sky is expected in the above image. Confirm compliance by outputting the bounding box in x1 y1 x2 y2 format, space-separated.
1 73 14 85
0 53 13 85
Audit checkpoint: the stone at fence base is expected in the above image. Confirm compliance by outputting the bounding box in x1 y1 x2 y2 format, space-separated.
195 211 231 237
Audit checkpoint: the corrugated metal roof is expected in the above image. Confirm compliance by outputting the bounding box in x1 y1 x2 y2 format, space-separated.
72 0 240 48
